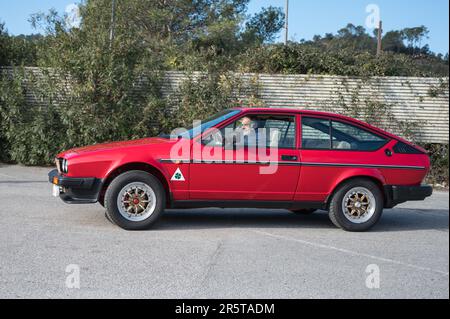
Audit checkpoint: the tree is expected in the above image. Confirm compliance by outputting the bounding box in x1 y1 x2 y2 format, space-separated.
21 0 291 149
0 22 41 66
402 26 429 55
0 22 8 65
382 30 406 53
243 6 285 44
308 23 376 53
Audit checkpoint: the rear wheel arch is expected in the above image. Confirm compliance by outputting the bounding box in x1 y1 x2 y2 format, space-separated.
99 162 171 206
326 175 385 209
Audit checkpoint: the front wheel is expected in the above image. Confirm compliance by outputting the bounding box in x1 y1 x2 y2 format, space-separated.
328 179 383 232
104 170 165 230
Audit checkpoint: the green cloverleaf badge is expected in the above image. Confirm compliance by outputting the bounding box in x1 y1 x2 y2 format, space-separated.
171 168 185 181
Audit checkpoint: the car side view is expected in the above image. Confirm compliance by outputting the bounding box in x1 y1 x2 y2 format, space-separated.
48 108 432 231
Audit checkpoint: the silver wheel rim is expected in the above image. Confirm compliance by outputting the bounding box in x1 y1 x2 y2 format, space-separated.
117 182 157 222
341 187 376 224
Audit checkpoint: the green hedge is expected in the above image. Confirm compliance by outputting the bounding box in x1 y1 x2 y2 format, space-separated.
0 69 257 165
0 68 165 165
423 143 449 187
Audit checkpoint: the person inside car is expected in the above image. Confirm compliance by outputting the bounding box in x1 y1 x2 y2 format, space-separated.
235 116 257 146
239 117 254 135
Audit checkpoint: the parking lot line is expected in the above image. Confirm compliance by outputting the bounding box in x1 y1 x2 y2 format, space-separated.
253 229 449 277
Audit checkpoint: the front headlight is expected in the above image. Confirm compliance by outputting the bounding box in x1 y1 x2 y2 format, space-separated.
62 159 69 173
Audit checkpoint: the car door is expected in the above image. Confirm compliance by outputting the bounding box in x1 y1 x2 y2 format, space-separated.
189 113 301 201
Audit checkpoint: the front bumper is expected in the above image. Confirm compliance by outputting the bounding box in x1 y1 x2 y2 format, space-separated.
384 185 433 208
48 169 102 204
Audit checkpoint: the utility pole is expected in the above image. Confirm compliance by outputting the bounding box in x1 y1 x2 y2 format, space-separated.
109 0 116 49
376 20 383 56
284 0 289 45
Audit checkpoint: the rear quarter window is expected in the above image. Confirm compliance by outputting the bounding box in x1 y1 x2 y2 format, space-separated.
302 116 388 151
331 120 388 151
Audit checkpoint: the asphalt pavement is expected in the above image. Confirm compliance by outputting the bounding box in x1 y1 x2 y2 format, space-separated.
0 164 448 298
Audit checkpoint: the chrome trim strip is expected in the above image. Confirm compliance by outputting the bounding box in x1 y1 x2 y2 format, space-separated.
300 162 425 170
159 159 425 170
160 159 299 165
192 160 300 165
159 159 191 164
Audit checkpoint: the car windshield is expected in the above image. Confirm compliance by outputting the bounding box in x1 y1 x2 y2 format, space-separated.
163 109 241 139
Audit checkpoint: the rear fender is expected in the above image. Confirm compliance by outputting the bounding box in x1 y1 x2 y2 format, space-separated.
326 168 386 204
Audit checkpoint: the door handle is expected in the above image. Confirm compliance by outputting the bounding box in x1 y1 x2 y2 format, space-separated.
281 155 298 161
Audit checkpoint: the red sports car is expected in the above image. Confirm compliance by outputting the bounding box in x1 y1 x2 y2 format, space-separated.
49 108 432 231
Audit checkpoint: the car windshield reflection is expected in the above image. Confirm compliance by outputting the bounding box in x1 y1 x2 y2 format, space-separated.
160 109 241 139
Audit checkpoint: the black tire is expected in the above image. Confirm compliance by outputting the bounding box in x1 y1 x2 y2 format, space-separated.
104 170 166 230
290 209 317 215
104 211 116 225
328 179 383 232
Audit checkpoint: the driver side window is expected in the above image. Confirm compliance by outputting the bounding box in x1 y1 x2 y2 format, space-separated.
202 114 297 149
222 115 296 149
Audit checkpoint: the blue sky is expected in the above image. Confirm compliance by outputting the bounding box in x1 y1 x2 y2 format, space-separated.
1 0 448 54
248 0 449 54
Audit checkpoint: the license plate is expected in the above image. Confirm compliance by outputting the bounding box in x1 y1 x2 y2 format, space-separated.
52 184 60 197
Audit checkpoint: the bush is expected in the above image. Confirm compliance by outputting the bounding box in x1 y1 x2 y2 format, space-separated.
0 67 166 165
0 69 65 164
161 72 262 132
423 143 449 187
236 43 447 77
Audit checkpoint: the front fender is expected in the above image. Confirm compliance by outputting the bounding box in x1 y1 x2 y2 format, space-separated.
105 154 170 181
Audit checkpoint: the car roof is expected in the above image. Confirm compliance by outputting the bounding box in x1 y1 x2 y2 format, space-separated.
233 107 339 117
231 107 363 123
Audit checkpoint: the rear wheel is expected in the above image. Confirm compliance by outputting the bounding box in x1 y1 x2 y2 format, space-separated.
328 179 383 232
104 170 165 230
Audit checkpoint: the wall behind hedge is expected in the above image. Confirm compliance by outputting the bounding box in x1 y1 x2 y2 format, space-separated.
161 71 449 144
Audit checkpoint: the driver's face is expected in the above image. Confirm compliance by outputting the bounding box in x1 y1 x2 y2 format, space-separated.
241 118 252 132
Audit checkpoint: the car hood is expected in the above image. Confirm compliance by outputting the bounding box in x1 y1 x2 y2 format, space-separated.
61 137 171 156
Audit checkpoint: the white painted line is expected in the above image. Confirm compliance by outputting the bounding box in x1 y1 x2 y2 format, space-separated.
253 229 449 277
